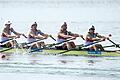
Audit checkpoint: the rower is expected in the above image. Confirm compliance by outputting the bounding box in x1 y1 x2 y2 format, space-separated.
85 25 107 51
56 22 84 50
27 22 49 49
1 21 25 47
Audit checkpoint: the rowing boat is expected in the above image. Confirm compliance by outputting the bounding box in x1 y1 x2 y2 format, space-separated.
44 50 120 57
0 47 120 57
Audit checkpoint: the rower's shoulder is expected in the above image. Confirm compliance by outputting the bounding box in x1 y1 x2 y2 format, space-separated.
37 30 42 32
2 27 13 32
58 31 64 35
86 32 90 36
10 28 14 31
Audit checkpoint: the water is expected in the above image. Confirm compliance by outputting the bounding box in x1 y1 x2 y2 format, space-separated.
0 0 120 80
0 54 120 80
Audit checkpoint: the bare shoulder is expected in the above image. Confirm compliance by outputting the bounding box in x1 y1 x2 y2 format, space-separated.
58 32 63 35
2 28 8 32
86 32 90 36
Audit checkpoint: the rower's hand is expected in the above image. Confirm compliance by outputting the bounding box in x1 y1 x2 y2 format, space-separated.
37 36 46 39
71 36 76 39
15 35 20 38
100 38 106 41
49 35 56 41
106 34 112 40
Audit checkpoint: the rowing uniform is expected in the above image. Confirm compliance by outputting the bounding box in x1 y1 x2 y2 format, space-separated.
1 28 13 42
85 32 98 45
56 31 73 50
85 32 105 51
57 31 72 43
27 30 44 43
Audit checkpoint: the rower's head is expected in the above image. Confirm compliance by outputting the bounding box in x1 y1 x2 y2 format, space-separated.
89 26 95 33
31 22 37 29
91 25 95 30
5 21 12 28
61 22 67 31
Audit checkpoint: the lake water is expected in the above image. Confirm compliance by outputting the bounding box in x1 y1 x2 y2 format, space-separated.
0 54 120 80
0 0 120 80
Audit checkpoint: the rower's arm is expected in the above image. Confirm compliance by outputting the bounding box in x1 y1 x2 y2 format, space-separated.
41 34 49 39
68 31 85 40
71 33 79 37
11 28 23 37
97 33 107 39
58 33 74 39
68 31 80 37
86 35 100 41
2 32 16 38
29 31 45 39
2 29 16 38
38 30 48 39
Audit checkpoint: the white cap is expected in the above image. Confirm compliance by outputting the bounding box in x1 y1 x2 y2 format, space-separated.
5 21 12 25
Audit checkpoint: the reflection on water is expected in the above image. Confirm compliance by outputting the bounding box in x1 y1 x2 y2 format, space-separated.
0 53 120 80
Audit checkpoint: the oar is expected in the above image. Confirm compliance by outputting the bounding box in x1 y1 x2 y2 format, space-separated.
57 39 105 55
57 34 112 55
0 38 13 44
0 47 13 52
0 36 24 52
107 38 120 48
23 35 55 46
30 37 76 53
49 35 56 41
21 34 27 38
0 39 20 53
48 37 76 47
48 35 84 47
25 38 46 45
0 35 27 53
0 34 27 45
103 45 115 48
103 44 120 48
30 36 105 53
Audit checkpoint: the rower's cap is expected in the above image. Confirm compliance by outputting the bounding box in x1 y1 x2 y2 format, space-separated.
89 25 95 30
5 21 12 25
31 22 37 27
91 25 95 29
61 22 67 28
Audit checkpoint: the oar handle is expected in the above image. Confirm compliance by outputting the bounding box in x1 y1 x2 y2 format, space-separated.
21 34 27 38
30 37 76 53
83 40 103 47
79 35 85 40
25 38 46 45
49 35 56 41
48 37 76 47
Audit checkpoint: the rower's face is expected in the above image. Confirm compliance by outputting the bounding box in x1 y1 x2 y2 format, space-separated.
89 29 95 33
32 26 37 30
5 24 11 28
62 26 67 30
